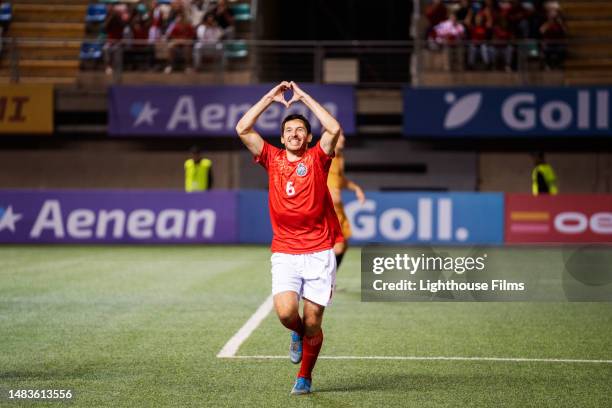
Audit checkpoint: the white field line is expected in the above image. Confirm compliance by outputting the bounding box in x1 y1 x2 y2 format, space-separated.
220 355 612 364
216 294 274 358
217 296 611 365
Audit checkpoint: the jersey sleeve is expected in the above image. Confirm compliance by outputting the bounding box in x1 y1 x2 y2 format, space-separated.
314 141 335 172
254 141 278 170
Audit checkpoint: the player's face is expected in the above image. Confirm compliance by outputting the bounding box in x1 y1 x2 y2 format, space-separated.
281 119 312 152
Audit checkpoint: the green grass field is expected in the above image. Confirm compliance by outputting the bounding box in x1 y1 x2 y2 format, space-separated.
1 246 611 407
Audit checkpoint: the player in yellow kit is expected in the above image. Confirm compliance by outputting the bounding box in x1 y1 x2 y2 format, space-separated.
327 133 365 268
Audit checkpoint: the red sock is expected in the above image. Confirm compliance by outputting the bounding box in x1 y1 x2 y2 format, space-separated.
285 315 304 337
298 330 324 380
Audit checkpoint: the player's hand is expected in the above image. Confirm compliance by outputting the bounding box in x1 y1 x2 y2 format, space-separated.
287 81 308 105
267 82 291 108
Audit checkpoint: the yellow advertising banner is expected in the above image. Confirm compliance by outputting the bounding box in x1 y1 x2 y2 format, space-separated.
0 84 54 134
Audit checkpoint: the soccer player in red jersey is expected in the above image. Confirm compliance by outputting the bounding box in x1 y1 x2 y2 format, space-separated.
236 81 344 395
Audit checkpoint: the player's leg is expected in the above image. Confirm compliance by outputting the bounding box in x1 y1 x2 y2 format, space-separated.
273 291 303 336
271 253 305 364
291 299 324 395
333 203 351 269
291 249 336 394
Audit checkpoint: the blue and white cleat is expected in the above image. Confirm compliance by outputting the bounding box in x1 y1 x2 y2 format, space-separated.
290 377 311 395
289 331 303 364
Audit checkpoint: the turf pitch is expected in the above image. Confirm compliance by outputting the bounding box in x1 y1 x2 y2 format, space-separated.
1 246 611 407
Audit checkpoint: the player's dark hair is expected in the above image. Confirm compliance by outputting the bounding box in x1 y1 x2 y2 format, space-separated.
281 114 311 136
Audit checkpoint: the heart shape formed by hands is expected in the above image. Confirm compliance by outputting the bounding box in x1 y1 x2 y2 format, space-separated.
272 81 303 108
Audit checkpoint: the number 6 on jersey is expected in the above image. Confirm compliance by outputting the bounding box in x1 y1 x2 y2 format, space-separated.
286 181 296 196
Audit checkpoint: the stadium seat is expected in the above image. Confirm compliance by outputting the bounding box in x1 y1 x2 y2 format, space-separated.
230 3 251 21
224 40 248 58
86 4 107 24
80 42 103 60
0 2 12 23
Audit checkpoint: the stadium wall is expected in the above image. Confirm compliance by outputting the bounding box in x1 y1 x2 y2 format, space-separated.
479 153 612 193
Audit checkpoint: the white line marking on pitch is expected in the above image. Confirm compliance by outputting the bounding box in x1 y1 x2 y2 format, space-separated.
220 355 612 364
217 294 274 358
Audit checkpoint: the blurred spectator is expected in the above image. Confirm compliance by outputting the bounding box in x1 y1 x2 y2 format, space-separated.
185 146 213 192
467 13 492 69
456 0 475 29
540 8 567 69
193 12 223 71
190 0 206 27
149 2 173 42
164 12 195 73
124 10 154 70
433 13 466 70
478 0 498 30
103 5 129 75
531 152 558 195
171 0 192 23
521 0 546 38
425 0 448 38
501 0 530 39
491 15 515 71
434 13 466 45
211 0 235 39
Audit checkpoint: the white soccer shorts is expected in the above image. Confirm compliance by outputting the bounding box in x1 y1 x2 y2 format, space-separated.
271 248 337 307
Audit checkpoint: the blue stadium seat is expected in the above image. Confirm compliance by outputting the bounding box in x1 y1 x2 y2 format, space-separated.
224 40 248 58
80 42 103 60
0 3 12 23
230 3 251 21
86 4 107 24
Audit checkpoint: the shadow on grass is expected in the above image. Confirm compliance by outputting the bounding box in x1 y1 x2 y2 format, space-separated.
314 370 573 394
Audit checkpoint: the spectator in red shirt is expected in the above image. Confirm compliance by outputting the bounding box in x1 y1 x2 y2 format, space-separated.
501 0 530 38
478 0 499 31
491 15 515 71
103 6 129 75
468 13 492 69
540 8 567 69
164 12 195 73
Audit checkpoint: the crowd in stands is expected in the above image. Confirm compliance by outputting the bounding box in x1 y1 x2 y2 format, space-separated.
425 0 567 71
95 0 236 74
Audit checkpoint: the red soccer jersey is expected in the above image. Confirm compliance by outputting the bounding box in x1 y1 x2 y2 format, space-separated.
256 141 344 254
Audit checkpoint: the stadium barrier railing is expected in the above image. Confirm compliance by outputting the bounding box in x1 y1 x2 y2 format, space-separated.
0 38 593 87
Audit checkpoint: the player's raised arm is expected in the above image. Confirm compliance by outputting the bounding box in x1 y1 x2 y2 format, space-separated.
235 82 291 156
288 82 342 156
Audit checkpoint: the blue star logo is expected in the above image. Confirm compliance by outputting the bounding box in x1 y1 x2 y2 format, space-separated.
0 205 23 233
131 101 159 127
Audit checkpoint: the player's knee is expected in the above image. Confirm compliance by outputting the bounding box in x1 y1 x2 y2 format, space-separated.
302 314 322 334
276 310 297 327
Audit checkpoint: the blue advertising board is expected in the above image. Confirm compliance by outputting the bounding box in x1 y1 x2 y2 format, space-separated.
342 192 504 245
238 190 272 244
236 191 504 245
0 190 237 243
109 84 355 137
403 87 612 137
0 190 503 245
